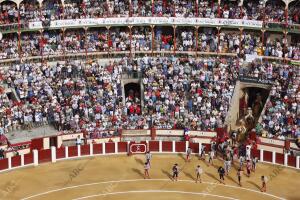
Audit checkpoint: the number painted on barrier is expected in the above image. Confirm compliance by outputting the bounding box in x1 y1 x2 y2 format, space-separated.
130 144 146 154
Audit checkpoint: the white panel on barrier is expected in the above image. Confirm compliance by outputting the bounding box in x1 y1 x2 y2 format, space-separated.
8 157 12 169
90 143 93 155
115 142 118 154
172 141 176 153
198 143 202 155
260 149 264 162
21 154 24 166
77 145 81 157
127 141 130 153
272 151 276 164
65 146 69 158
297 156 300 169
159 140 162 153
103 143 106 155
146 140 149 151
185 141 189 152
33 150 38 166
51 146 56 163
284 153 288 166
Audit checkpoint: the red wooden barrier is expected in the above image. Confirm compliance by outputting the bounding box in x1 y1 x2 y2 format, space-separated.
175 141 186 153
149 141 159 152
105 142 115 154
93 143 103 154
39 149 51 163
81 144 90 155
263 151 272 162
118 142 128 153
0 158 8 170
24 153 34 165
56 147 66 159
251 149 260 160
203 143 211 153
31 138 43 151
11 156 21 168
162 141 172 152
68 146 78 157
288 155 296 167
189 142 199 154
276 153 284 165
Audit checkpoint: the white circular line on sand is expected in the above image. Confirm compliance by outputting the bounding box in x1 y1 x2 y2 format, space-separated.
21 179 286 200
72 190 238 200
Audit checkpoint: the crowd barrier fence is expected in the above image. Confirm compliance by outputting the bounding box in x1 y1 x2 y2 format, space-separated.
0 141 299 173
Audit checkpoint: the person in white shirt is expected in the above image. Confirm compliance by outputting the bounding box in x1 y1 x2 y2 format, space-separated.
195 165 203 183
144 161 150 179
145 151 152 166
76 136 82 146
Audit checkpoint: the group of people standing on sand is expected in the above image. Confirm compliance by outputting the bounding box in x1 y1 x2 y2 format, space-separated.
141 144 267 193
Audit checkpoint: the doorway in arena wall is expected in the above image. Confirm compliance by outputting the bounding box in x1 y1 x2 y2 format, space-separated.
124 83 142 116
239 87 269 130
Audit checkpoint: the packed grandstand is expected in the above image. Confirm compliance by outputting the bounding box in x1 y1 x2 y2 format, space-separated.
0 0 299 155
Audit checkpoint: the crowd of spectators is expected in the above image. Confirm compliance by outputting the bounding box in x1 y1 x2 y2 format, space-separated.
131 27 152 52
64 0 84 19
243 60 300 140
175 0 195 17
263 34 300 60
21 32 41 58
242 0 264 20
85 0 107 18
86 29 109 53
0 27 298 59
265 0 286 23
0 54 298 141
1 60 123 136
289 2 300 24
0 33 19 60
0 1 299 143
0 1 18 25
1 0 300 27
176 28 195 51
41 0 64 21
0 56 236 134
20 0 41 24
110 28 130 52
155 28 174 51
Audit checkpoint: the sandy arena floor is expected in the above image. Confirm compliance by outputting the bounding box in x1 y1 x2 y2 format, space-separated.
0 154 299 200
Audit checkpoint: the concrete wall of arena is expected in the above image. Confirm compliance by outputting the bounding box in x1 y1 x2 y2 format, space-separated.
0 139 299 173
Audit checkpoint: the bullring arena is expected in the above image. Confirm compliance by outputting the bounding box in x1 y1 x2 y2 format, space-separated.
0 0 300 199
0 139 299 200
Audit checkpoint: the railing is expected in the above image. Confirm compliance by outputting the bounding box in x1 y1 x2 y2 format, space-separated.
0 17 299 34
0 51 298 66
0 141 299 173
